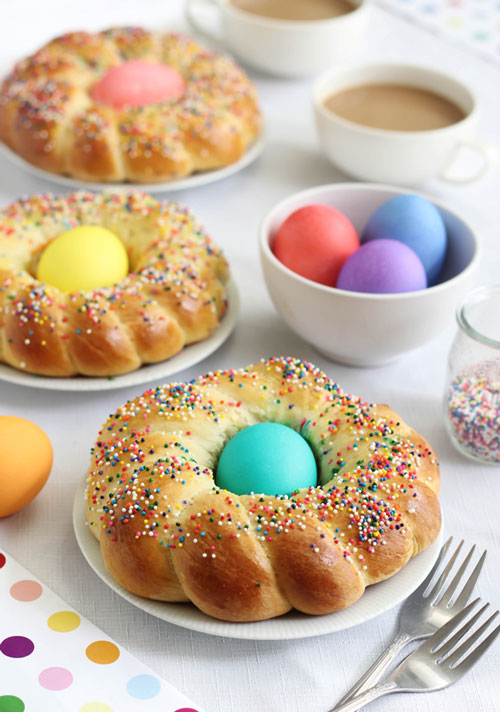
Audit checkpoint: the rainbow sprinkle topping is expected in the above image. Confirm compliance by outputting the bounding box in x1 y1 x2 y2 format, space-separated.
446 359 500 463
86 356 439 568
0 191 228 376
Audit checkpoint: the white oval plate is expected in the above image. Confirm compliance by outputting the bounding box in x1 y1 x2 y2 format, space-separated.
73 474 443 640
0 279 238 391
0 133 264 193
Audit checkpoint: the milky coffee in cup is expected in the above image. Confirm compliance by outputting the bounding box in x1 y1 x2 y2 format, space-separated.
323 83 466 132
229 0 355 21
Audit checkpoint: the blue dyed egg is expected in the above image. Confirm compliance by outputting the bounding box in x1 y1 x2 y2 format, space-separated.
337 239 427 294
362 194 447 286
215 423 317 496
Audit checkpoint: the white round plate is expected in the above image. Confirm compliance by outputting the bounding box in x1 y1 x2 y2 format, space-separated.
0 279 238 391
73 474 443 640
0 133 264 193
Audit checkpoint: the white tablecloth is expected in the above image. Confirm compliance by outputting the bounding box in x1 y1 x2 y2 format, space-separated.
1 2 500 711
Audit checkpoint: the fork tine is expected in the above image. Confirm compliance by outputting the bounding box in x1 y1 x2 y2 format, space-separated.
452 623 500 673
444 609 499 666
452 550 487 610
420 598 480 653
433 603 490 657
426 539 464 602
435 544 476 606
408 536 453 600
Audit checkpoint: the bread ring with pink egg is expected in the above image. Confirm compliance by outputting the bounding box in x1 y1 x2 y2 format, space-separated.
0 27 261 183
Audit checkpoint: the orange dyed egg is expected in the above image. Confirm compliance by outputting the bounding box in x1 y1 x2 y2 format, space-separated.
0 416 53 517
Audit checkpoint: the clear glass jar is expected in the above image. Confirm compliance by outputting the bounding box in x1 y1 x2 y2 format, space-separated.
444 285 500 465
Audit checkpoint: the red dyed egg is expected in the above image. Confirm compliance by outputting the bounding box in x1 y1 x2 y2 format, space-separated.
273 204 360 286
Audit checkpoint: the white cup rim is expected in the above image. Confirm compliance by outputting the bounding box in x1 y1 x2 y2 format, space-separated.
259 182 480 301
221 0 369 29
313 62 477 138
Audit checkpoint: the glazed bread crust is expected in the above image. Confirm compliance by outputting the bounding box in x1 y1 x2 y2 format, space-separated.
0 191 229 377
85 357 441 622
0 28 261 183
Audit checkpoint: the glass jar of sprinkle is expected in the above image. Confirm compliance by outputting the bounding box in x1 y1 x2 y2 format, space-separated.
444 285 500 464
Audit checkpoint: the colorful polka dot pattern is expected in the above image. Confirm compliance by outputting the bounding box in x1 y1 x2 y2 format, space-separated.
0 696 25 712
9 580 43 602
38 667 73 691
0 636 34 658
0 550 201 711
376 0 500 64
126 675 162 699
85 640 120 665
47 610 81 632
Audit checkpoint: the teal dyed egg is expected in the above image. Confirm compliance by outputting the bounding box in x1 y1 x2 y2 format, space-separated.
215 422 317 496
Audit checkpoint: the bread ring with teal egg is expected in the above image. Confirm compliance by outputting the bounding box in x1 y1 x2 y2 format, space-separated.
0 191 229 377
85 356 441 622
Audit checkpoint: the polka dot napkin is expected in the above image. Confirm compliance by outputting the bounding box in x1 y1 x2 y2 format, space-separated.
0 549 202 712
376 0 500 65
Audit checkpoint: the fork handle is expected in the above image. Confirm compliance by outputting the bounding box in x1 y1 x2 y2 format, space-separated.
327 680 398 712
336 632 413 706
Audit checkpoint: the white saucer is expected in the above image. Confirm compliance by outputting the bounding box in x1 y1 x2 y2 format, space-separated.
0 279 239 391
73 473 443 640
0 133 264 193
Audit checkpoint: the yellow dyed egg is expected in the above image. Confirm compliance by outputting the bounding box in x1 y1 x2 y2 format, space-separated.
0 416 53 517
37 226 129 293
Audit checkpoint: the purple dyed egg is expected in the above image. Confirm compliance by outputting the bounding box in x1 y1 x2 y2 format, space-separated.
361 194 447 286
336 239 427 294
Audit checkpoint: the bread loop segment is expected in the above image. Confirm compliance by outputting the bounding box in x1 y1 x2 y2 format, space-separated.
0 28 261 183
85 357 441 622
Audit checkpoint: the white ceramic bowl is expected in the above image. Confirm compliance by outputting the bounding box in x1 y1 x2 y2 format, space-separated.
259 183 480 367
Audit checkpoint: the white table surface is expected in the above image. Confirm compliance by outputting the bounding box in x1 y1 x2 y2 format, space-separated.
1 1 500 711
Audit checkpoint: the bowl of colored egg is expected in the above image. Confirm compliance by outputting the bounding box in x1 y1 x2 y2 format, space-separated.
259 183 480 366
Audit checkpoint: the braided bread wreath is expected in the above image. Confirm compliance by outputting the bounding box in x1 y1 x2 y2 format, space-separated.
85 356 441 622
0 27 261 183
0 191 229 377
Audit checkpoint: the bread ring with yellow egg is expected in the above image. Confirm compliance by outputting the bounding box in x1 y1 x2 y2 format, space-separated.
0 27 261 183
0 191 229 377
84 356 441 622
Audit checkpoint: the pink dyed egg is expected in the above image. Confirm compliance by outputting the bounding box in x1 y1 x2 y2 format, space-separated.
273 204 360 287
91 60 185 109
336 239 427 294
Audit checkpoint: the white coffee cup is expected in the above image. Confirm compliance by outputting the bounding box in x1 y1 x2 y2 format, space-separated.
185 0 370 78
313 62 496 185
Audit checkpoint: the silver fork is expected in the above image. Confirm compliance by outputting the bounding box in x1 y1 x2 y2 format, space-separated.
336 536 486 706
330 598 500 712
